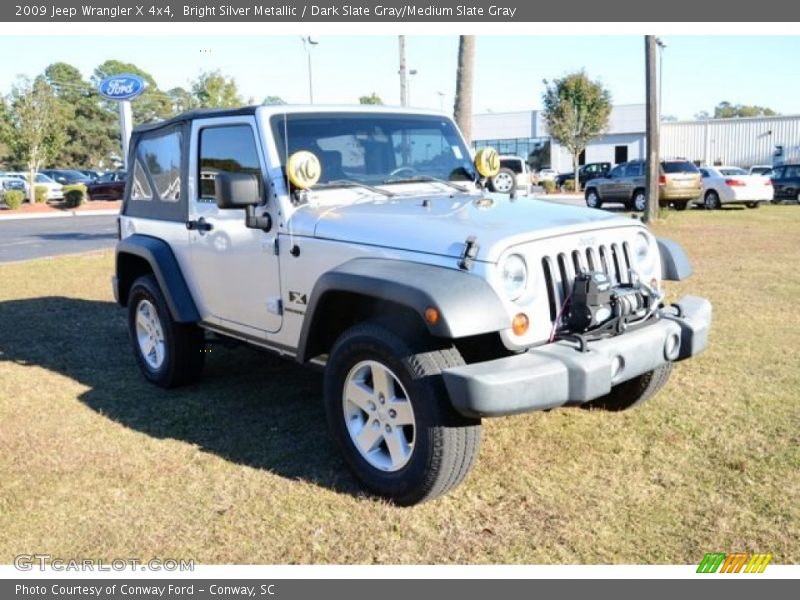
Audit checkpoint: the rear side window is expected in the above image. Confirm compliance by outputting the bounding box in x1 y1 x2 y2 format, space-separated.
500 159 523 174
663 161 699 174
198 125 263 201
785 165 800 179
624 163 643 177
124 125 186 222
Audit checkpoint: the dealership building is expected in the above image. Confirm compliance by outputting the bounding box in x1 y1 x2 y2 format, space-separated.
472 105 800 171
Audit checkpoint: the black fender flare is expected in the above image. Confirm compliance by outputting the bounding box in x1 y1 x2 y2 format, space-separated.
296 258 509 363
115 234 200 323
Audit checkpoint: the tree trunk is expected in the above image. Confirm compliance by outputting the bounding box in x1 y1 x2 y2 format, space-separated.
453 35 475 145
573 150 580 193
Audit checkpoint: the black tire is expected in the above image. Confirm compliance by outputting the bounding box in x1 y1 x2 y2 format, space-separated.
673 200 689 211
745 202 760 209
704 190 721 210
630 188 647 212
324 322 481 505
128 274 205 388
584 188 602 209
583 363 673 411
488 168 516 194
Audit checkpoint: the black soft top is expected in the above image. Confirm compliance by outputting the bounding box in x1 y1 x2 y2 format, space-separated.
133 106 260 134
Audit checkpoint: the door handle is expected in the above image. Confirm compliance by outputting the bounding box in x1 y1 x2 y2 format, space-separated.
186 217 213 232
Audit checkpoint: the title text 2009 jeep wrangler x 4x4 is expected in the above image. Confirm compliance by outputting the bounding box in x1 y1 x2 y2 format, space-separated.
113 106 711 505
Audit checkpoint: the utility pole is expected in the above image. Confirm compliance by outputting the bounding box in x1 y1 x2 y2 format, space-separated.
644 35 659 223
398 35 408 106
301 36 318 103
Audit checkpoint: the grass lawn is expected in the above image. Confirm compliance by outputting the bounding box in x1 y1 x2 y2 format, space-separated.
0 206 798 565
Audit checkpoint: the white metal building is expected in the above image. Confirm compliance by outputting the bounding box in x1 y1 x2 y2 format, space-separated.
471 105 800 171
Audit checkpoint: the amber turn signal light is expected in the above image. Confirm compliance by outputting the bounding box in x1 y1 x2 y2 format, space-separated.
512 313 529 336
424 306 440 326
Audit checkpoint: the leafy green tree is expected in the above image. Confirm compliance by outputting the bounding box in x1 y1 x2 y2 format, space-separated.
190 70 246 108
44 62 117 168
93 60 172 124
262 95 286 105
7 76 71 186
714 101 777 118
542 71 612 191
359 93 383 105
168 86 194 114
0 96 14 168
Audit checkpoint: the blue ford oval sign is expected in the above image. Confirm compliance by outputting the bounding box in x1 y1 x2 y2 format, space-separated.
98 74 146 101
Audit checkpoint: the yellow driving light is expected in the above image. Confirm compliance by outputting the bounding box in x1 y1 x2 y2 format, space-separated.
474 147 500 178
512 313 529 336
286 151 321 189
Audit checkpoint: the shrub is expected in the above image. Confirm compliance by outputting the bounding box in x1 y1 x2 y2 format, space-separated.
563 179 577 193
63 184 87 208
3 190 24 210
541 180 556 194
34 185 49 203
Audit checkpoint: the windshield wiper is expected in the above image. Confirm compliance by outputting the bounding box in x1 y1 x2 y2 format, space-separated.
383 175 470 193
314 179 395 197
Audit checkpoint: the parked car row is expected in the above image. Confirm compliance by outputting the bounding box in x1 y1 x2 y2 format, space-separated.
0 169 127 204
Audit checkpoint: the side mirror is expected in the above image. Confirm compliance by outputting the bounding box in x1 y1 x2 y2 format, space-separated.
215 172 261 209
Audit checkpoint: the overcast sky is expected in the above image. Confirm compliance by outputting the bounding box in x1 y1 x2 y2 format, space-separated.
1 35 798 120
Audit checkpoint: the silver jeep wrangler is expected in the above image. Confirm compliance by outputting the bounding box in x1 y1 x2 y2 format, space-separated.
113 105 711 505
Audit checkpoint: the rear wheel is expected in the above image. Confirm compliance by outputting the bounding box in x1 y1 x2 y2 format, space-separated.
746 202 760 209
704 190 721 210
128 274 205 388
673 200 689 211
631 188 647 212
585 188 602 209
583 363 673 411
324 322 481 505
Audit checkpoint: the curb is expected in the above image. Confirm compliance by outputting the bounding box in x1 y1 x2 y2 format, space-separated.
0 209 119 222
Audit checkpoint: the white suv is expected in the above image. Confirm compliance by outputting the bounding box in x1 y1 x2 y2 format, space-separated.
487 155 531 196
113 105 711 505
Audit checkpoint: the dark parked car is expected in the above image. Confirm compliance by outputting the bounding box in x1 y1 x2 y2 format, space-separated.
556 162 612 189
770 164 800 203
86 170 126 200
40 169 93 186
77 169 102 183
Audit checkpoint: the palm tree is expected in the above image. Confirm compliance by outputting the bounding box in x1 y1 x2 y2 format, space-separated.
453 36 475 145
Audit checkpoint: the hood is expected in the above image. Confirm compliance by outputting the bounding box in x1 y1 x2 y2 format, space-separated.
290 190 638 263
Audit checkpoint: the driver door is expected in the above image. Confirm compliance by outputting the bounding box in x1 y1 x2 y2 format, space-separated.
184 117 282 336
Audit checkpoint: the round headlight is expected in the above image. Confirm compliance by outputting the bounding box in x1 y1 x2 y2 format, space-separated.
633 231 655 272
500 254 528 301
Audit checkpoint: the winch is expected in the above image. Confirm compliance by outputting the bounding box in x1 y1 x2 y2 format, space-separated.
564 270 660 337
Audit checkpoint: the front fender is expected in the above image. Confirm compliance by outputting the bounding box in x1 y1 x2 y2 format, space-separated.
296 258 508 362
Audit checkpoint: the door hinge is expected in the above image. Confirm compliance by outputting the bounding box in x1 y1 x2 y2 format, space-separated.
266 297 283 315
273 237 280 255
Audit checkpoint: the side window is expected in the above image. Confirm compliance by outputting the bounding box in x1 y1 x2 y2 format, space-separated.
124 125 186 222
785 165 800 179
609 165 624 178
771 167 784 179
700 169 710 178
624 163 642 177
199 125 263 201
136 130 182 202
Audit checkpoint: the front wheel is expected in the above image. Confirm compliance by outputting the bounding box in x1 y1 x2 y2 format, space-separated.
583 363 673 411
746 202 760 209
585 188 602 209
128 274 205 388
324 322 481 505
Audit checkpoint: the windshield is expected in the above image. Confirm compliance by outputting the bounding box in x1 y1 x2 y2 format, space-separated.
662 161 699 174
271 112 476 186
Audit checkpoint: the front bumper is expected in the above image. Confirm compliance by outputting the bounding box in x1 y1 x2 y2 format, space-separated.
442 295 712 417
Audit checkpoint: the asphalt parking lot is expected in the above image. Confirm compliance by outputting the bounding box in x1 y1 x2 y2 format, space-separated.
0 215 118 262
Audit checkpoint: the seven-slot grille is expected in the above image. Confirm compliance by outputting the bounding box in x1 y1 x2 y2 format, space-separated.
541 241 634 324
